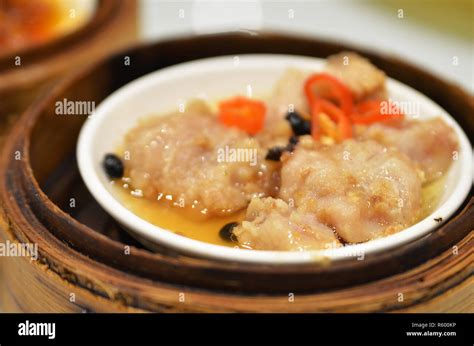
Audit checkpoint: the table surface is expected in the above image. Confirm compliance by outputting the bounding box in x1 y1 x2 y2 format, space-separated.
140 0 473 93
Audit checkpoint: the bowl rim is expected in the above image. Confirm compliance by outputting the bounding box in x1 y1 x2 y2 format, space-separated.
77 54 473 264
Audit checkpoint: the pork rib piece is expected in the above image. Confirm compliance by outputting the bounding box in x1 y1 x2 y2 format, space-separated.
257 69 310 148
234 197 341 251
279 139 423 243
123 101 279 216
325 52 386 101
358 118 458 183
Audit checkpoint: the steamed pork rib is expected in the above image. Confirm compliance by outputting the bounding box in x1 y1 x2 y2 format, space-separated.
233 197 341 251
325 52 386 101
266 68 310 120
257 69 310 148
258 52 387 146
123 101 278 216
107 51 460 251
279 139 423 243
358 118 458 183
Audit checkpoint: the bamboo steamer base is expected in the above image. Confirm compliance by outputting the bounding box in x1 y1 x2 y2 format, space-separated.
0 218 472 312
0 33 472 312
0 0 138 311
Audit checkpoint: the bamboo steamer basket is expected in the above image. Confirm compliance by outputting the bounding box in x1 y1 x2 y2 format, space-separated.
0 33 472 312
0 0 138 141
0 0 137 309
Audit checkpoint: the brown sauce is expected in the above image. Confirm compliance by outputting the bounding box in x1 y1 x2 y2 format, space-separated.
113 182 246 248
112 175 445 248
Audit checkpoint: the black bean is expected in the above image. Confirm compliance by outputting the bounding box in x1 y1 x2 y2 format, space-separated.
266 136 299 161
265 146 286 161
219 222 239 242
103 153 124 179
285 111 311 136
289 135 299 146
286 135 299 152
285 143 295 153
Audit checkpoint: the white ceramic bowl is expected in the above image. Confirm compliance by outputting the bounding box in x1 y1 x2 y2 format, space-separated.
77 54 472 264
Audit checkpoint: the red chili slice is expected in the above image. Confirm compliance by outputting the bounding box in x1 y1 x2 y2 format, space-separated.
218 96 266 135
304 73 354 116
311 99 353 142
351 100 404 125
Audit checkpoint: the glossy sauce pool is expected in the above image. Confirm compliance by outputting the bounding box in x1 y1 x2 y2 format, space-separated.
112 183 246 248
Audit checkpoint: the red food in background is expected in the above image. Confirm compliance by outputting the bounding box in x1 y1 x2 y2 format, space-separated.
0 0 62 52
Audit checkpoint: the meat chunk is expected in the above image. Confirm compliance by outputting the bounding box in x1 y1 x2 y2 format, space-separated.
123 101 279 216
233 197 341 251
358 118 458 183
257 69 310 148
266 68 310 121
325 52 386 101
279 140 423 243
